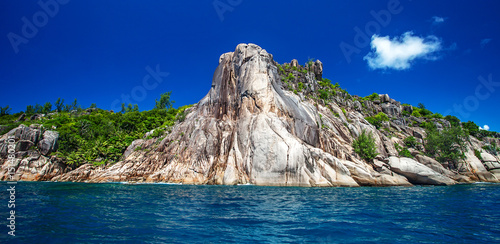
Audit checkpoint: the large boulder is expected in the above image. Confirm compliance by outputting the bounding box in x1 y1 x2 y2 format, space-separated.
16 140 34 152
414 154 472 183
8 124 42 144
38 131 59 156
379 94 390 103
311 60 323 80
381 103 401 117
463 149 499 182
387 156 456 185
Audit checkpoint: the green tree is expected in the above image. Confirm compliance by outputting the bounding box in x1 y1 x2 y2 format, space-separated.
444 115 461 127
352 129 378 161
43 102 52 114
63 104 72 112
34 104 43 113
0 106 12 116
90 103 97 109
71 99 79 110
425 126 467 166
26 105 35 115
418 103 426 109
462 121 479 136
55 98 64 112
124 103 139 113
154 91 175 110
121 103 126 113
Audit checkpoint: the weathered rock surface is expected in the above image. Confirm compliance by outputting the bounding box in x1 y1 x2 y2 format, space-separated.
38 131 59 156
414 154 472 183
1 43 499 186
387 157 456 185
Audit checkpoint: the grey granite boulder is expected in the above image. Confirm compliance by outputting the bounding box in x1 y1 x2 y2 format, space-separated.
38 131 59 156
388 156 456 185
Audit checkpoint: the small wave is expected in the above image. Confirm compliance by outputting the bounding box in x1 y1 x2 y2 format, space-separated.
106 181 184 185
471 182 500 185
237 183 254 186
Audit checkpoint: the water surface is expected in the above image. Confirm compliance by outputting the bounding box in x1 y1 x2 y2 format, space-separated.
1 182 499 243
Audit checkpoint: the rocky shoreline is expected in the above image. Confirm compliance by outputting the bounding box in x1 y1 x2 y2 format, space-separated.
1 44 500 186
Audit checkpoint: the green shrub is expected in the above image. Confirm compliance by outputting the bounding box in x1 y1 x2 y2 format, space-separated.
365 112 389 129
276 64 284 73
474 149 483 160
444 115 461 127
318 89 330 100
430 113 443 119
297 82 305 92
395 143 413 158
353 129 378 161
341 108 347 116
319 78 333 88
482 142 499 155
425 126 467 165
364 93 379 101
418 109 432 117
404 136 418 148
462 121 479 136
420 121 437 132
411 110 422 117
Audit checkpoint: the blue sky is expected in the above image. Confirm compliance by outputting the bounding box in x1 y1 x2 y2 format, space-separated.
0 0 499 130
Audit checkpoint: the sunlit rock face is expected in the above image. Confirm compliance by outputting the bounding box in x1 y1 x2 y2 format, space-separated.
2 43 499 186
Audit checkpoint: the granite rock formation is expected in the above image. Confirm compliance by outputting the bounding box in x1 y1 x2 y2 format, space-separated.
1 43 499 186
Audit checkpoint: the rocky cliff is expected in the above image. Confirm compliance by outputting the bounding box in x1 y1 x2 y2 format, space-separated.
1 43 500 186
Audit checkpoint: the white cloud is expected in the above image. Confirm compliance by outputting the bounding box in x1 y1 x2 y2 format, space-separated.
432 16 445 24
480 38 492 49
364 32 442 70
480 125 490 131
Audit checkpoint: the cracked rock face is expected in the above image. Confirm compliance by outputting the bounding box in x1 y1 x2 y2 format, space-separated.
61 43 359 186
2 43 499 186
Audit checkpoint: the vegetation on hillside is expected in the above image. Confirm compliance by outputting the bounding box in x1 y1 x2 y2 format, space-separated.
0 92 192 166
1 60 499 169
424 126 467 166
352 130 378 161
276 60 499 165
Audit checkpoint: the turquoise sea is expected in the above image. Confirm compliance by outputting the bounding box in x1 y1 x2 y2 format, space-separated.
1 182 499 243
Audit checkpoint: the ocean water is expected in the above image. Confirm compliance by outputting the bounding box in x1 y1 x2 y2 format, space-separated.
1 182 499 243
